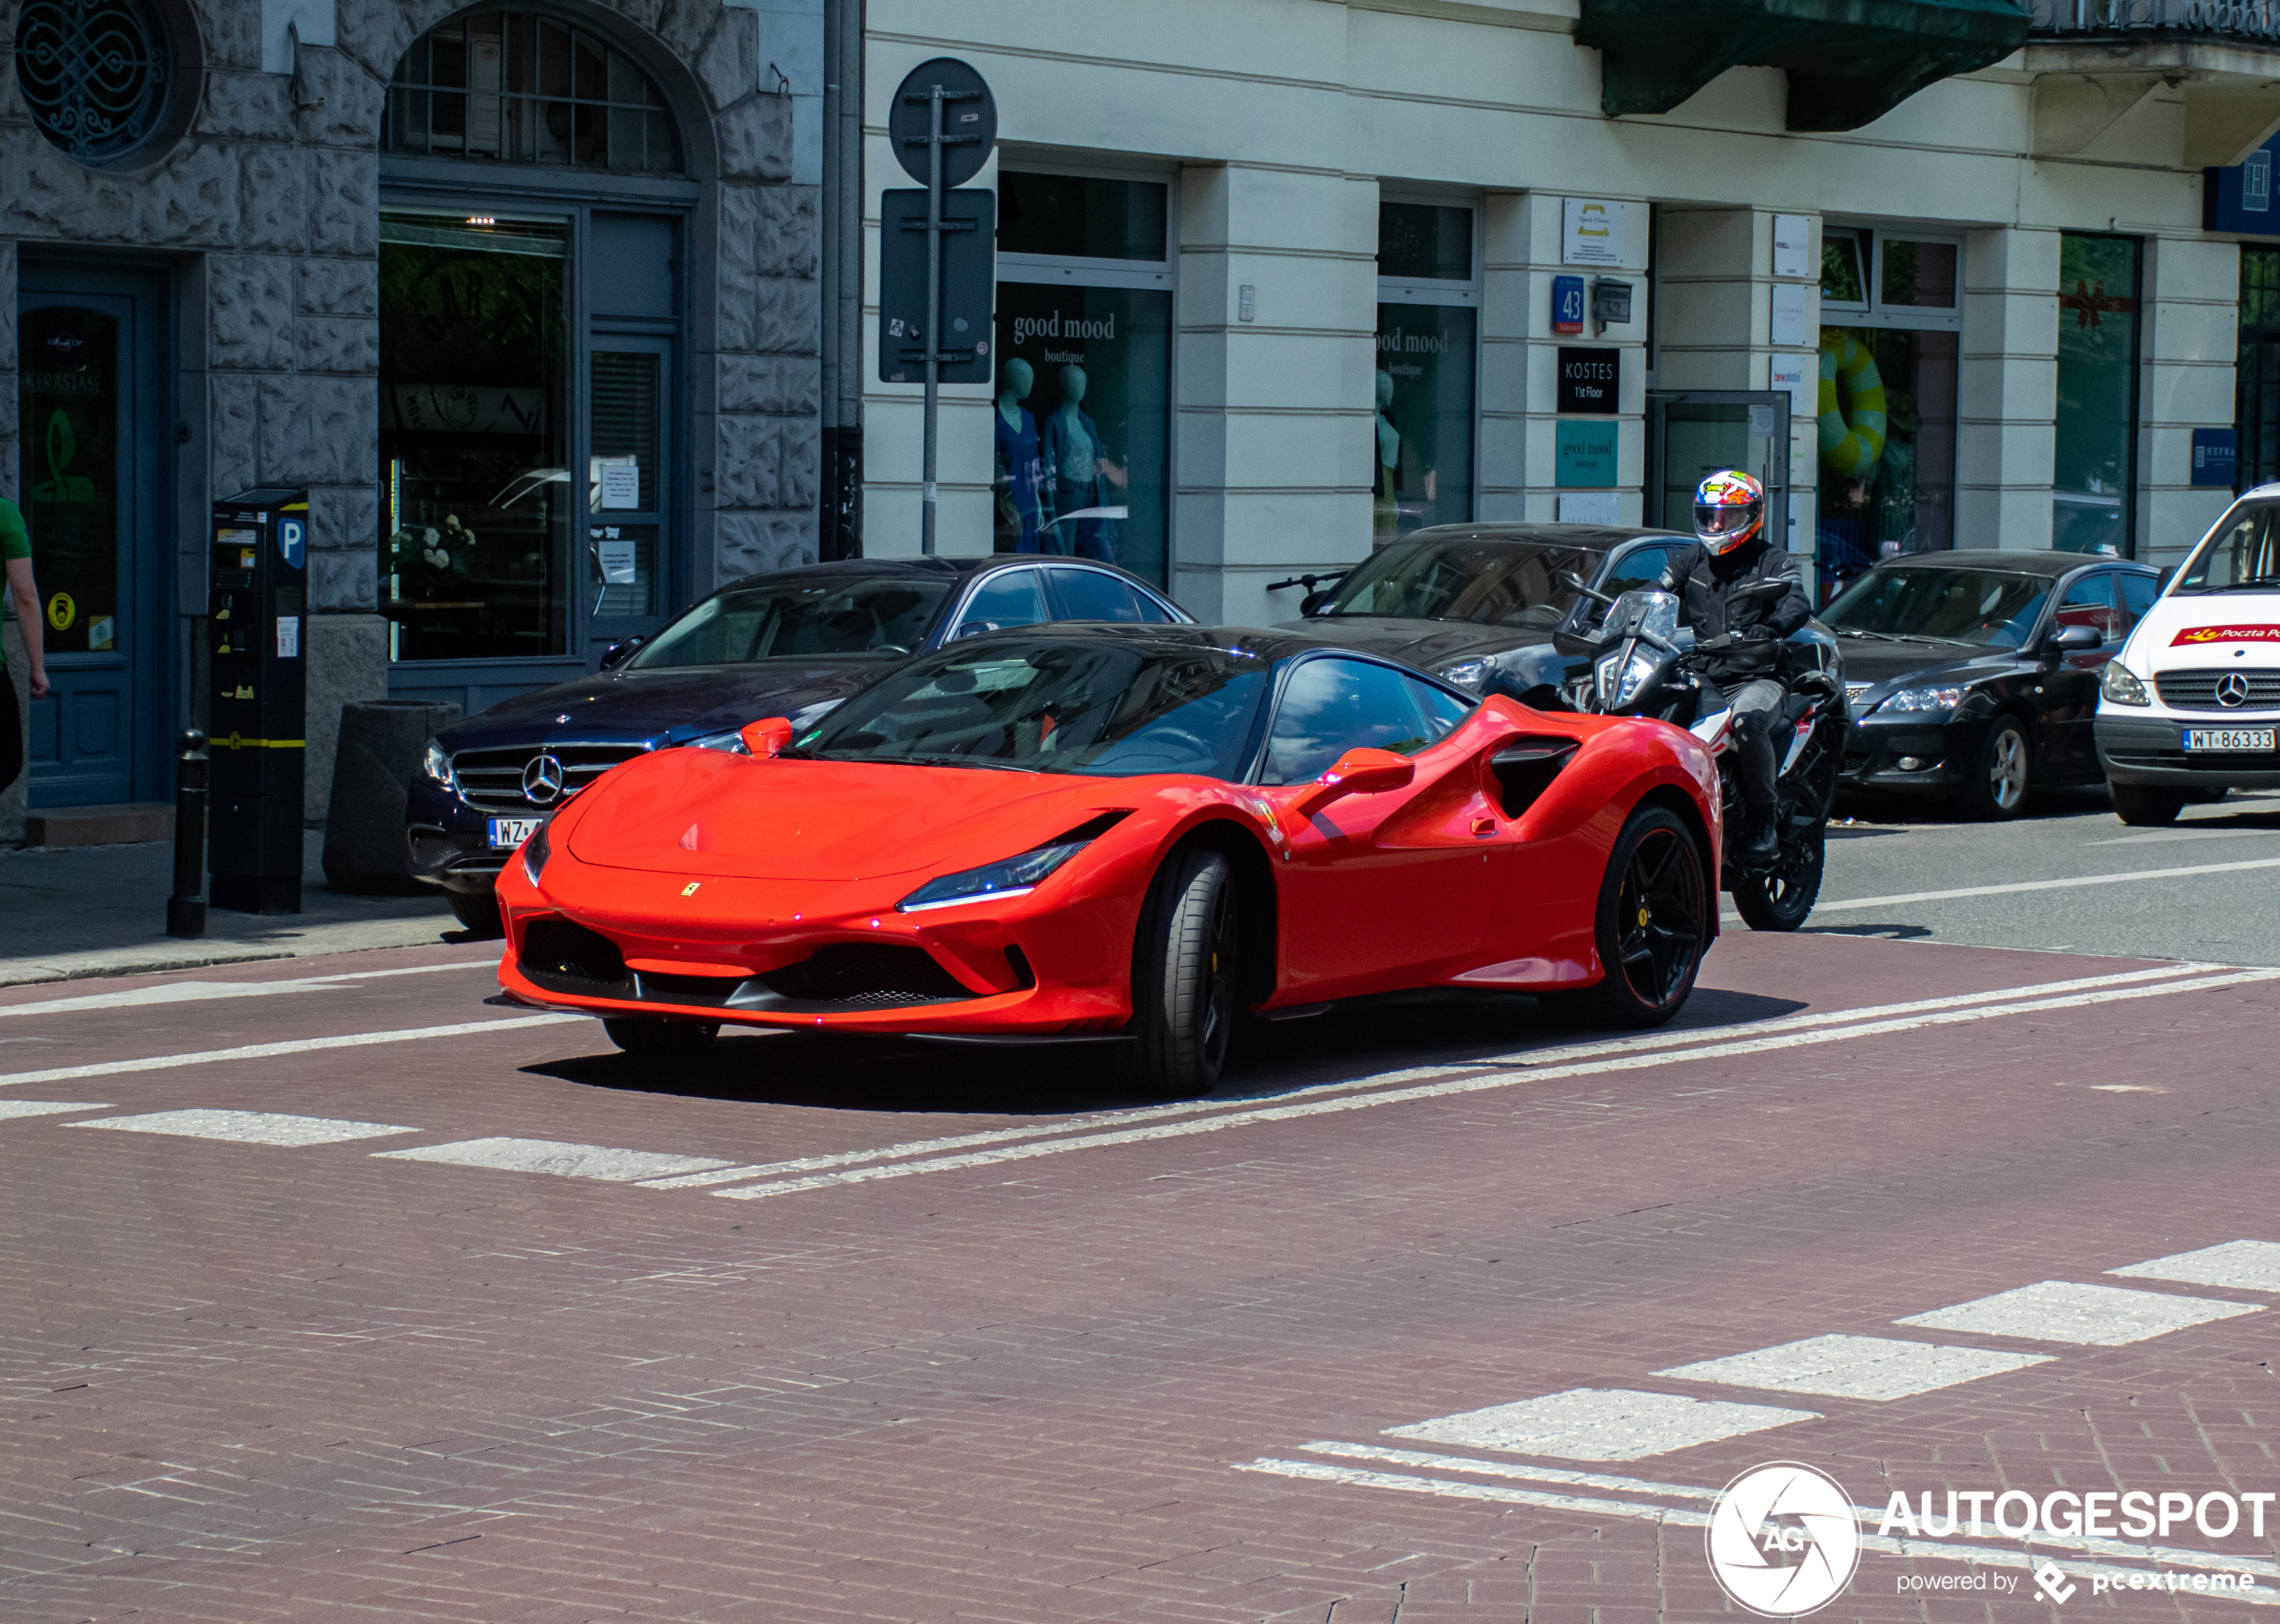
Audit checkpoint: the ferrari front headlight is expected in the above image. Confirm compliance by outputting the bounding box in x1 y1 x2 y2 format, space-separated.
2100 662 2152 707
1880 684 1967 715
897 838 1091 913
522 821 551 886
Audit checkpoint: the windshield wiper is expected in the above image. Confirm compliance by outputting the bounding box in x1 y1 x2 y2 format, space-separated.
1837 628 1977 648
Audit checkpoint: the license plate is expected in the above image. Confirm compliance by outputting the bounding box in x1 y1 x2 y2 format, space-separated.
488 815 546 849
2184 727 2276 752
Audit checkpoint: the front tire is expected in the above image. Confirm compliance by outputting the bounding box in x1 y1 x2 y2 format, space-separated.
444 887 504 939
604 1017 720 1057
1961 716 2032 820
1123 848 1239 1097
1552 805 1707 1030
2110 781 2187 826
1731 820 1824 932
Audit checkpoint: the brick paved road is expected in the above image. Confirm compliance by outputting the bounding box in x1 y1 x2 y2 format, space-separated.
0 933 2275 1621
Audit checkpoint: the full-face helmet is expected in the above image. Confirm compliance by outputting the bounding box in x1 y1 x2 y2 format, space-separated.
1693 469 1766 556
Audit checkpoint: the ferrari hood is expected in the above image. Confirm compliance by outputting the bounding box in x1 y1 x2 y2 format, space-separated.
2123 591 2280 669
564 750 1142 882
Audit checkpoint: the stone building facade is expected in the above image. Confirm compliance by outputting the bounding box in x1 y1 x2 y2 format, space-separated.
2 0 824 838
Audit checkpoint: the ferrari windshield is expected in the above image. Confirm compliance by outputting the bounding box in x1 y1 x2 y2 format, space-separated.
1319 534 1599 629
630 575 952 667
794 638 1268 778
2176 503 2280 593
1821 566 2049 647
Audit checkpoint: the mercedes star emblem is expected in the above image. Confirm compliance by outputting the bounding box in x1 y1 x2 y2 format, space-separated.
523 753 568 804
2217 672 2254 707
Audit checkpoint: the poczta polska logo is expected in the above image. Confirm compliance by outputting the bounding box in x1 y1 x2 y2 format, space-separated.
1706 1463 1862 1616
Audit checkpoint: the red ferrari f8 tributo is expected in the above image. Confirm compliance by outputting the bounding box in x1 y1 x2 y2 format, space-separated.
494 626 1722 1093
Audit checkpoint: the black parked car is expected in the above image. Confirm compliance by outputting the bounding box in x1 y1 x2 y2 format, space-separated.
1270 522 1838 705
1828 549 2160 819
406 555 1190 934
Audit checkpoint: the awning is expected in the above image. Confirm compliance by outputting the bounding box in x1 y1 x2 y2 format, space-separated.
1576 0 2031 131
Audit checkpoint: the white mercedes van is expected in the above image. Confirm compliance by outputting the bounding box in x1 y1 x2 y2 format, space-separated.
2096 486 2280 824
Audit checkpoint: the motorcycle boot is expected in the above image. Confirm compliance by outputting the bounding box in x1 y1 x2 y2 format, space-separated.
1737 803 1780 867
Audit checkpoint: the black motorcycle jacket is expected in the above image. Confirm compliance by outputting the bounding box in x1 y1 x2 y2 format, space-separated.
1662 535 1811 684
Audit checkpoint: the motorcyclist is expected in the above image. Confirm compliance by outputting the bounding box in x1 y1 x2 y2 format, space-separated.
1663 470 1811 866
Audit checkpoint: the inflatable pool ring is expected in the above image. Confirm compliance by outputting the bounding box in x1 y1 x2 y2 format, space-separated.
1817 336 1887 479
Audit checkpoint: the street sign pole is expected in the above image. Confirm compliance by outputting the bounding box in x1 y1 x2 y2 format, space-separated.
921 83 943 555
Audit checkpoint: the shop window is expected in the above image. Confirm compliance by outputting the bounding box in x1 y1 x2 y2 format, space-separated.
380 212 573 663
1816 224 1962 593
1375 201 1478 544
994 171 1174 587
2238 247 2280 493
384 8 680 173
2054 234 2141 557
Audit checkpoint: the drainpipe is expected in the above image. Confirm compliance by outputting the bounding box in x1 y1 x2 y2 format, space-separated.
820 0 864 557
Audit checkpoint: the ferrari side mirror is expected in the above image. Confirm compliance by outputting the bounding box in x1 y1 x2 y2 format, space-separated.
1294 747 1414 817
740 715 796 757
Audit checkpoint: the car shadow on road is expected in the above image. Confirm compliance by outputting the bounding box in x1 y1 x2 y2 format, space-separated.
522 984 1809 1119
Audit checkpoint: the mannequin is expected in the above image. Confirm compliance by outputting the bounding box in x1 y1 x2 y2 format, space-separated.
993 357 1048 552
1372 368 1401 546
1039 363 1124 561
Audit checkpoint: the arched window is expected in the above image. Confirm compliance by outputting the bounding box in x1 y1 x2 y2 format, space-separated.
384 8 680 175
14 0 172 165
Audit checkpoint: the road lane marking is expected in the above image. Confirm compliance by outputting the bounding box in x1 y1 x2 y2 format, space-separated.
373 1137 732 1181
1236 1458 2280 1600
0 1014 581 1088
644 964 2214 1190
1811 855 2280 912
73 1110 418 1146
710 969 2280 1200
1655 1334 2050 1401
0 1100 112 1119
1382 1388 1819 1461
2112 1240 2280 1294
0 957 499 1021
1895 1280 2263 1345
1297 1442 1719 1501
2086 826 2280 847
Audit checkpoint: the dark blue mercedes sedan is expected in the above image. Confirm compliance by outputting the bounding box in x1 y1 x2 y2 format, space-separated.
407 554 1190 934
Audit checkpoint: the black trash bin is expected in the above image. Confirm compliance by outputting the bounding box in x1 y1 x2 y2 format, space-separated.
323 698 461 895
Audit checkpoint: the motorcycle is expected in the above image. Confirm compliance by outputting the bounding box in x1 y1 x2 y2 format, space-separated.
1556 577 1848 932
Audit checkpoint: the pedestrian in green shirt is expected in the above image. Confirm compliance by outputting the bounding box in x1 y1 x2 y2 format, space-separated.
2 496 48 798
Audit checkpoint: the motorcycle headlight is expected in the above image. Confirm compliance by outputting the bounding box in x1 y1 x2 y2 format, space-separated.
685 728 750 753
1438 657 1494 694
897 838 1091 913
2100 662 2152 707
421 737 455 788
1597 649 1660 707
1880 684 1967 715
521 821 551 887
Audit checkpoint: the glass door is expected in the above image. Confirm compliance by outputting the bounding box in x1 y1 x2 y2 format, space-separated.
583 336 671 657
17 269 165 808
1645 390 1790 544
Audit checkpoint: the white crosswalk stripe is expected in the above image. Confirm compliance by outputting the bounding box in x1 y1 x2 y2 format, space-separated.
0 1100 112 1119
373 1137 732 1181
73 1110 418 1146
1655 1333 2051 1401
1894 1280 2264 1346
1383 1388 1820 1462
2110 1240 2280 1295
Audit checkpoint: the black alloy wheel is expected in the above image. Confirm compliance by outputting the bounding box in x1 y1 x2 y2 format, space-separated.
1960 715 2033 821
1545 806 1706 1030
1124 847 1239 1097
2110 782 2187 827
445 888 504 939
604 1016 722 1057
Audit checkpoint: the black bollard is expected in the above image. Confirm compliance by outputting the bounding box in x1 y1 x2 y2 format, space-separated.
166 729 209 939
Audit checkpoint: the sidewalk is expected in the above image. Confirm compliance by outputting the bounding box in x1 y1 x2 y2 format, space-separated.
0 830 460 985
